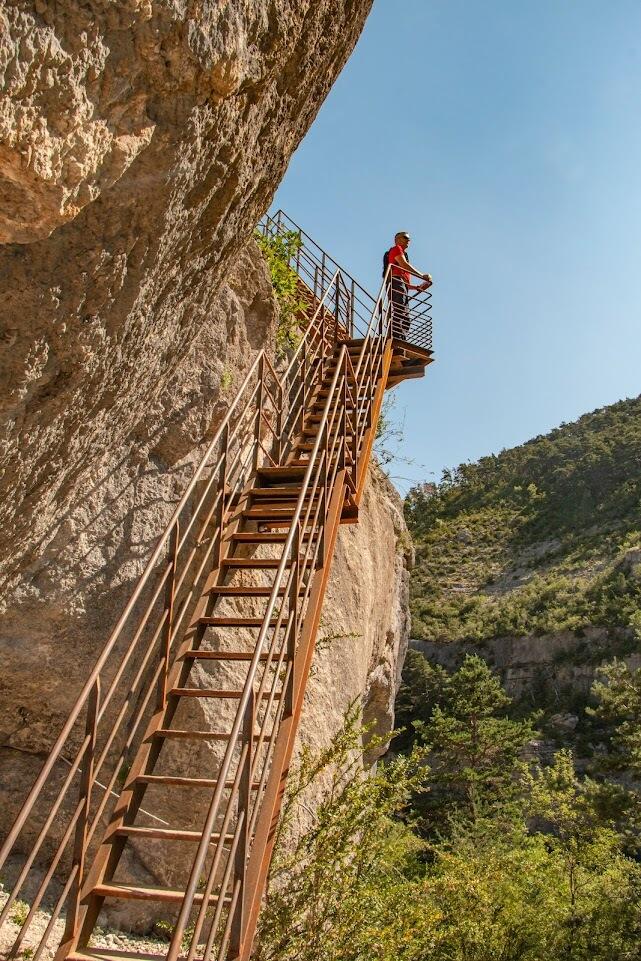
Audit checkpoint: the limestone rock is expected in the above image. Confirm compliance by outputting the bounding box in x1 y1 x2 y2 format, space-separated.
0 0 374 601
548 712 579 734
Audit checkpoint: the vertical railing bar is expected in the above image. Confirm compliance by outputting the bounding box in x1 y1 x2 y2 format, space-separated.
186 742 250 961
230 690 255 956
60 679 100 949
8 799 84 955
32 867 79 961
217 880 242 961
160 522 179 710
253 355 265 472
286 524 300 716
350 278 356 339
218 424 230 567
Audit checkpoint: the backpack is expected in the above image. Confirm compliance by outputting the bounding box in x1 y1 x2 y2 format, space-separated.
382 248 390 278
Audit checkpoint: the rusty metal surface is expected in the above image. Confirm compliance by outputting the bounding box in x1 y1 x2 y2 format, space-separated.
0 213 434 961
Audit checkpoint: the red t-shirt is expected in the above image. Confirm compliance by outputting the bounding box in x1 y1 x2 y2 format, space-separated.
387 244 410 284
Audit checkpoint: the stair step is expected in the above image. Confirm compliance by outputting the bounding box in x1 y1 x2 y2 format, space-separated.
302 427 356 438
112 826 233 843
308 410 359 421
249 487 307 499
198 615 288 627
156 726 277 741
135 774 261 790
92 882 232 905
169 687 282 700
242 506 299 520
298 441 349 452
230 530 315 544
68 952 167 961
155 728 230 741
231 531 290 543
182 650 289 662
257 465 307 483
207 585 293 596
315 390 365 401
220 557 289 569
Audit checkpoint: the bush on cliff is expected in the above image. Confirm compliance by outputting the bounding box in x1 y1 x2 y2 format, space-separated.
255 229 307 354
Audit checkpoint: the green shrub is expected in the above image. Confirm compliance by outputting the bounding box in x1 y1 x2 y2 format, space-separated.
255 230 307 355
10 900 29 927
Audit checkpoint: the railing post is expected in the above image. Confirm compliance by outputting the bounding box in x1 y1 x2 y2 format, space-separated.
367 347 374 428
285 524 300 716
61 678 100 947
276 380 284 463
320 294 326 381
341 362 348 474
334 276 340 346
253 356 265 472
159 521 179 709
350 279 356 339
319 420 328 569
218 424 230 568
230 689 256 958
299 351 307 447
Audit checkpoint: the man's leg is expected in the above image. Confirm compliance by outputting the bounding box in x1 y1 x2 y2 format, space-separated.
402 292 411 339
391 279 406 339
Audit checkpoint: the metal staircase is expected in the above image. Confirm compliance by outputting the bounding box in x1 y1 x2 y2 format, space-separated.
0 211 433 961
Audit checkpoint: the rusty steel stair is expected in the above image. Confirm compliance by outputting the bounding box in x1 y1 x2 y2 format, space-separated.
0 211 434 961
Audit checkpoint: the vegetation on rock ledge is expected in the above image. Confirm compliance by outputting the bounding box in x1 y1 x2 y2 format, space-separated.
256 229 306 355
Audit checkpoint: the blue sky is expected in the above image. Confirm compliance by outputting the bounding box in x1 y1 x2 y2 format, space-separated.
273 0 641 494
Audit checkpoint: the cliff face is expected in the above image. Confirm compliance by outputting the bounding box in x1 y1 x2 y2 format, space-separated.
0 1 413 922
0 0 374 598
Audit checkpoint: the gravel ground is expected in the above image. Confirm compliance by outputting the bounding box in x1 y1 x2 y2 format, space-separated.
0 890 172 960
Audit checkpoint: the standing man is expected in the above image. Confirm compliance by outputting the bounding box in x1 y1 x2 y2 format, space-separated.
384 231 432 340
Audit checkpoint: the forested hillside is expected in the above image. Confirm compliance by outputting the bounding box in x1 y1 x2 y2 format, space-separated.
405 395 641 646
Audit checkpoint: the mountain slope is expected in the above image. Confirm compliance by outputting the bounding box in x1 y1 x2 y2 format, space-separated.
405 395 641 651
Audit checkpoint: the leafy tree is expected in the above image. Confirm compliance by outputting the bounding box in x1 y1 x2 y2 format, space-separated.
590 659 641 775
257 707 430 961
412 654 537 827
424 805 641 961
394 648 448 751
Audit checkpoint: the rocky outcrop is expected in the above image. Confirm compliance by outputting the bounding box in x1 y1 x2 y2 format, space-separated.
0 239 279 769
307 464 411 758
0 0 374 600
410 628 641 702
